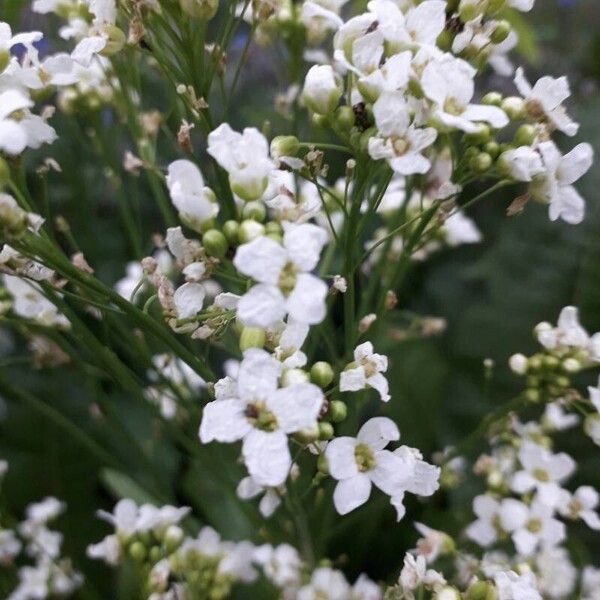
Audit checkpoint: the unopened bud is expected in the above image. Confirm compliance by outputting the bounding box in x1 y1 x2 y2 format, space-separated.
202 229 228 259
501 96 526 120
509 353 528 375
466 581 498 600
179 0 218 19
99 25 126 57
242 201 267 223
318 421 334 441
562 357 581 373
128 541 147 562
326 400 347 423
238 219 265 243
281 368 310 387
270 135 300 159
240 327 266 351
310 361 334 388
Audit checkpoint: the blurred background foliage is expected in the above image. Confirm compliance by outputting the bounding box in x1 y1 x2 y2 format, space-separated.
1 0 599 597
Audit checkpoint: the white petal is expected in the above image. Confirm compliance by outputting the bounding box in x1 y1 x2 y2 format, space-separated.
173 282 205 319
199 399 250 443
236 476 263 500
357 417 399 450
237 284 287 328
237 348 282 402
233 236 287 284
333 474 372 515
550 185 585 225
340 366 367 392
366 372 390 402
558 143 593 185
371 450 410 494
286 273 328 325
461 104 509 129
284 223 328 272
325 437 359 480
268 382 323 433
243 429 291 487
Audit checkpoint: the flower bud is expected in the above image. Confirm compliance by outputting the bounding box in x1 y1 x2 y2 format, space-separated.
202 229 228 259
129 541 147 562
318 421 334 440
562 357 581 373
281 368 310 387
295 425 319 443
584 414 600 444
435 586 461 600
464 123 491 145
240 327 266 351
483 141 500 159
524 388 541 403
242 201 267 223
238 219 265 243
223 220 240 245
303 65 343 115
270 135 300 159
265 221 282 235
164 525 184 553
509 353 528 375
469 152 493 173
310 361 334 388
326 400 347 423
335 106 355 130
466 581 498 600
482 92 503 106
501 96 526 120
317 453 329 474
491 20 511 44
459 0 479 22
179 0 218 19
513 124 536 147
0 50 9 74
99 25 126 57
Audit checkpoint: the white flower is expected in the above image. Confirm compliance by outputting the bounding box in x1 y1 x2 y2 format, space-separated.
0 529 21 562
352 574 381 600
582 567 600 600
166 160 218 232
87 534 121 565
233 224 329 328
399 552 445 592
494 570 541 600
325 417 413 514
253 543 303 589
301 1 344 44
514 68 578 136
500 146 545 182
0 90 41 155
368 91 437 175
531 141 593 225
340 342 390 402
510 441 575 505
421 54 509 133
534 546 577 600
298 567 350 600
199 349 323 486
207 123 274 201
358 51 412 101
0 22 42 64
236 476 282 518
543 402 579 431
444 211 481 246
412 523 447 563
511 497 566 556
173 282 205 319
465 494 529 548
557 486 600 530
303 65 343 114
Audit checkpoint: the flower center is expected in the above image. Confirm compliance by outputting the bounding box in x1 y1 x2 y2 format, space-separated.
392 137 410 156
245 402 278 432
278 262 298 296
527 518 542 533
533 468 549 482
443 97 465 116
354 443 375 472
526 99 545 120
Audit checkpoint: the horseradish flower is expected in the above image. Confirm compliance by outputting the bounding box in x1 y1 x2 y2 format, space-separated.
0 22 42 71
166 160 218 232
325 417 411 514
530 141 593 224
465 494 529 548
421 55 509 133
302 65 343 114
340 342 390 402
557 486 600 530
207 123 274 201
494 571 541 600
236 476 282 518
233 224 329 328
297 567 350 600
253 543 303 589
510 498 565 556
499 146 545 182
368 91 437 175
514 68 578 136
510 441 575 506
199 349 324 486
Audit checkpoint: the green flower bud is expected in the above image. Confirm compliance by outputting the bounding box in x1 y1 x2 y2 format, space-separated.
99 25 126 57
459 1 478 23
303 65 343 115
434 586 461 600
295 425 319 444
464 123 491 145
238 219 265 243
310 361 334 388
202 229 228 259
524 388 541 403
542 355 560 369
482 92 503 106
266 232 283 244
179 0 218 19
149 545 162 562
222 220 240 245
513 124 536 147
466 581 498 600
469 152 493 173
335 106 355 130
240 327 266 352
0 50 9 74
270 135 300 159
242 201 267 223
317 453 329 474
483 141 500 159
528 355 543 371
164 525 184 553
359 127 376 153
436 30 454 52
264 221 282 235
129 541 147 562
491 20 511 44
326 400 347 423
562 357 581 373
318 421 334 441
501 96 526 120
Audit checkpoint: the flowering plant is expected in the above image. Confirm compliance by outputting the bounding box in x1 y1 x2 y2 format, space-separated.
0 0 598 598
